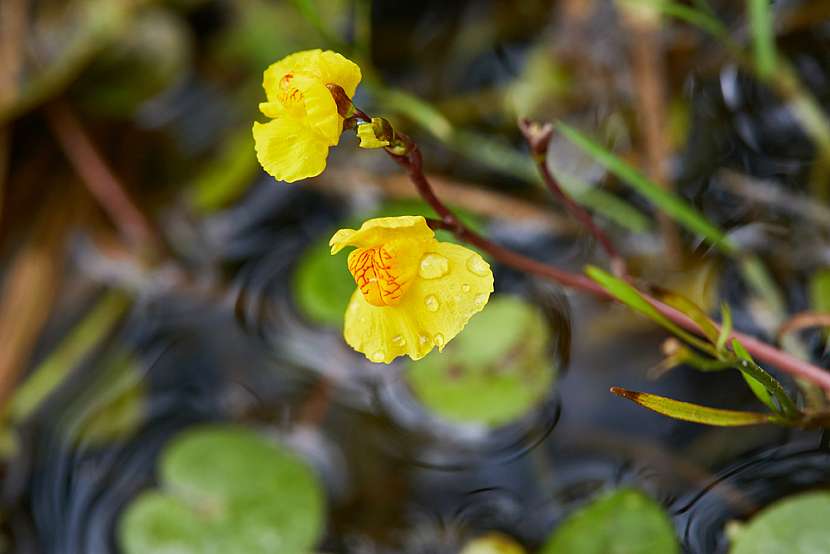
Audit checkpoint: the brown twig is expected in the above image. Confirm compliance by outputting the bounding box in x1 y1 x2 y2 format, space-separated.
519 118 626 276
44 100 161 252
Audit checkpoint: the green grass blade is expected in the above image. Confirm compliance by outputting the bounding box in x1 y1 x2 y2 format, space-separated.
717 303 733 353
557 122 737 254
378 89 652 232
731 339 799 419
611 387 778 426
748 0 777 79
586 266 712 352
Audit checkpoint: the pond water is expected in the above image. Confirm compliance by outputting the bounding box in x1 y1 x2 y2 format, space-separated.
2 1 830 553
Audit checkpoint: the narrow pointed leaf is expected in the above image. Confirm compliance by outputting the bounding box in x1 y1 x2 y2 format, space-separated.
586 266 711 352
658 290 719 346
610 387 778 426
731 339 799 418
716 302 732 353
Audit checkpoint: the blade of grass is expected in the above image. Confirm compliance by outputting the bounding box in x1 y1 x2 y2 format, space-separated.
717 303 732 353
611 387 780 426
586 265 714 353
731 338 799 419
748 0 777 79
379 88 652 232
557 122 737 254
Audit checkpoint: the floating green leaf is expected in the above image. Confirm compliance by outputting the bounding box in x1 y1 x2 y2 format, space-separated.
611 387 777 426
119 425 325 554
540 488 680 554
405 296 555 427
730 492 830 554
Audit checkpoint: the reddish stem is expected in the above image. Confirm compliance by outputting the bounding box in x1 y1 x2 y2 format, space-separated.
388 136 830 394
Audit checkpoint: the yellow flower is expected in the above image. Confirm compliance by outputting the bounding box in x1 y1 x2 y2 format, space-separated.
330 216 494 363
252 49 361 183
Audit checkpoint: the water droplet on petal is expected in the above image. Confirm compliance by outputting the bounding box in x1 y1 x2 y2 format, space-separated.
461 283 470 293
419 334 429 345
425 295 440 312
474 293 488 307
419 253 449 279
466 254 490 277
392 335 406 347
434 333 445 348
371 351 385 363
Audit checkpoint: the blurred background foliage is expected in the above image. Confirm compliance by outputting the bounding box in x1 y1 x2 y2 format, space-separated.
1 0 830 553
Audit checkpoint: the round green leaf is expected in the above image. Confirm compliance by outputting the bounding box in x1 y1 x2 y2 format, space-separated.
405 295 556 427
118 425 325 554
540 488 680 554
729 491 830 554
119 492 211 554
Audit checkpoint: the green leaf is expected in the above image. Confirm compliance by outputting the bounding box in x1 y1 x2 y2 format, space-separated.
378 89 652 232
748 0 777 79
809 268 830 313
717 303 733 354
658 290 719 345
540 488 680 554
730 339 799 419
730 339 777 413
66 348 146 446
610 387 777 426
118 425 325 554
557 122 737 254
405 296 556 427
730 492 830 554
585 266 711 352
7 290 130 423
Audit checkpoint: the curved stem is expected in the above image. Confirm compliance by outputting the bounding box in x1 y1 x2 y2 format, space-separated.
387 137 830 394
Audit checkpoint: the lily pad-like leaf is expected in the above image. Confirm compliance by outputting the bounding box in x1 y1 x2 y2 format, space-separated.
540 488 680 554
730 492 830 554
405 295 555 427
119 425 325 554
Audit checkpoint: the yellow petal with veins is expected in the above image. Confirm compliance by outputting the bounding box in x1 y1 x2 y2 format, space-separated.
339 226 494 363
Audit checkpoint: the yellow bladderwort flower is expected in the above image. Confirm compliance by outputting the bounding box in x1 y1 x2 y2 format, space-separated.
252 49 361 183
330 216 494 363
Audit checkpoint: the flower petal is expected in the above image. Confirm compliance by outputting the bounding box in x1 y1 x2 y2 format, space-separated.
329 216 434 254
262 49 322 104
293 74 341 145
315 50 362 98
343 241 494 363
262 49 362 103
398 242 494 353
252 118 329 183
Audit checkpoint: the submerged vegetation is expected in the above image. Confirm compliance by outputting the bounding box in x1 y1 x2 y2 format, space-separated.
0 0 830 552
